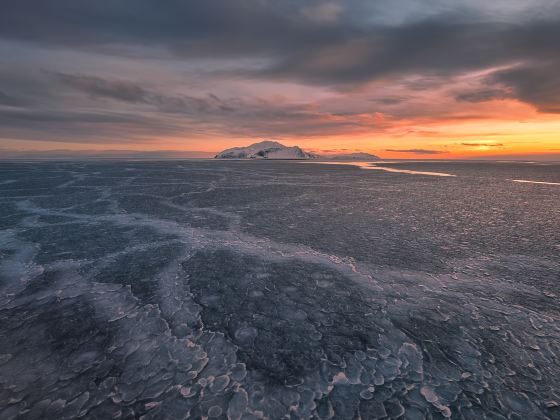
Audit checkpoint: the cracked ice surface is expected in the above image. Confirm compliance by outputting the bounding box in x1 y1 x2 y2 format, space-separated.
0 160 559 419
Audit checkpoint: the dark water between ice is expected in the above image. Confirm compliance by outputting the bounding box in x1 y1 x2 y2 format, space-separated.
0 160 559 419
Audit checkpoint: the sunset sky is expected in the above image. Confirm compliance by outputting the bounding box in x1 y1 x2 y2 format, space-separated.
1 0 559 159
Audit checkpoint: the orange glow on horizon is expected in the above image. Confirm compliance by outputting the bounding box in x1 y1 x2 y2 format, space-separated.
3 98 558 160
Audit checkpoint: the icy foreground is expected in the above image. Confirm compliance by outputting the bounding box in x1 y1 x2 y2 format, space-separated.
0 160 559 419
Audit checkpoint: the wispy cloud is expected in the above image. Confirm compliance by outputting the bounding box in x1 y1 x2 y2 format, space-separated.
461 142 504 147
385 149 446 155
455 89 512 103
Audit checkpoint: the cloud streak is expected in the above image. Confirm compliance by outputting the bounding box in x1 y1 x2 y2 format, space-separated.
461 142 503 147
54 73 235 113
385 149 446 155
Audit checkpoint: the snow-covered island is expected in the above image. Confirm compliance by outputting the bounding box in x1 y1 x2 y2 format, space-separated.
215 140 380 160
215 141 316 159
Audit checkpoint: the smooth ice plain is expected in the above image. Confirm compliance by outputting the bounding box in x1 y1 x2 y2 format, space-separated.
0 160 559 419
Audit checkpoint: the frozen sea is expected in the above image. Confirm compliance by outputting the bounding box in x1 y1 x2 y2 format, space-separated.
0 159 559 419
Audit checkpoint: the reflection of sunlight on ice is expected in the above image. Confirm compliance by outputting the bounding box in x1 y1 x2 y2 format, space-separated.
305 161 456 177
511 179 560 186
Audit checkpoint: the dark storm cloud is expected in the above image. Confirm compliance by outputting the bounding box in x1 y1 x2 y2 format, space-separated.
0 68 67 109
372 96 411 105
386 149 445 155
455 89 512 103
0 68 372 141
489 63 560 113
53 73 234 113
0 0 345 57
55 73 148 102
0 2 558 79
452 57 560 113
0 107 187 142
1 0 558 113
51 72 386 137
0 91 22 106
261 21 560 89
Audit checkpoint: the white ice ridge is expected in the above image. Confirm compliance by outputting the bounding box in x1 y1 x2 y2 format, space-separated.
511 179 560 186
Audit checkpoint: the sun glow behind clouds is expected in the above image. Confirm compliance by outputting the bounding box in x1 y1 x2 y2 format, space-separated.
0 1 559 160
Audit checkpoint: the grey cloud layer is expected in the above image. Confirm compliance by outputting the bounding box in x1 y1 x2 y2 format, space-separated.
1 69 376 142
490 64 560 113
54 73 236 113
1 0 560 145
1 1 558 86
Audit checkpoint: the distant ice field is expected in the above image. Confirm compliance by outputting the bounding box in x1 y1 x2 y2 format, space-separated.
0 160 559 419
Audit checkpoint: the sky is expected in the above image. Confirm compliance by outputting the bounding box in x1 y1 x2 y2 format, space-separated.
1 0 559 159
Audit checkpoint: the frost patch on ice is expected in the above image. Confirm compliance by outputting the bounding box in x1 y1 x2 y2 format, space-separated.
0 160 558 419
